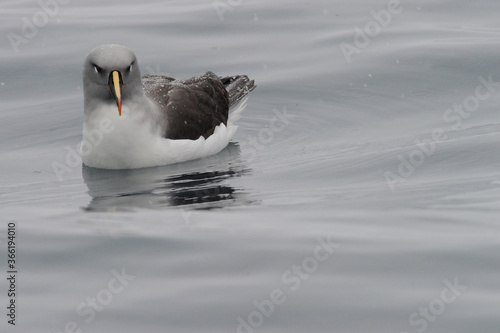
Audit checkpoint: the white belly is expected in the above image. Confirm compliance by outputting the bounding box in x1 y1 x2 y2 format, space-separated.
80 101 242 170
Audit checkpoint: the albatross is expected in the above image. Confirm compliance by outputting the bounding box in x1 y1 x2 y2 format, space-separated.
81 44 255 169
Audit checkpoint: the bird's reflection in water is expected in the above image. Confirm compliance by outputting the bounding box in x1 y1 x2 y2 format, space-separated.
82 143 251 211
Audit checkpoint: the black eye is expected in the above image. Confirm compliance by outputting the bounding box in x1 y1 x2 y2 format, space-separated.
94 65 102 74
127 64 133 73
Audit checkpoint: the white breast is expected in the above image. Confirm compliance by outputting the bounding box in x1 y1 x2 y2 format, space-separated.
80 99 246 169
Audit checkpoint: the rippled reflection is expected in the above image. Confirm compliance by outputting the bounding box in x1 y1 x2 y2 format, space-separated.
82 143 252 211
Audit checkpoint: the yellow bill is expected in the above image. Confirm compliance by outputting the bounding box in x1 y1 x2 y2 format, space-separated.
108 70 123 116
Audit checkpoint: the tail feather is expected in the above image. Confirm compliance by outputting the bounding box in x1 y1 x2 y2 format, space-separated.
220 75 256 107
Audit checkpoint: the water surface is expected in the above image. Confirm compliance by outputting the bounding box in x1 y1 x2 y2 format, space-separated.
1 1 500 332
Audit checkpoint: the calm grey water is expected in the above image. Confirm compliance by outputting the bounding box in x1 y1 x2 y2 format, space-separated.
1 1 500 332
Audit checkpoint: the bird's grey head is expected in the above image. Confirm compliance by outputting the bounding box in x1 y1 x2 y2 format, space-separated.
83 44 143 116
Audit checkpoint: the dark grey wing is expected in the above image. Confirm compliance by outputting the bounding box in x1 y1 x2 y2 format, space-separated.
142 72 229 140
219 75 256 107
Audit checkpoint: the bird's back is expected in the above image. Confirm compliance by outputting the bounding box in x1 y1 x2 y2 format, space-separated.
142 72 255 140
